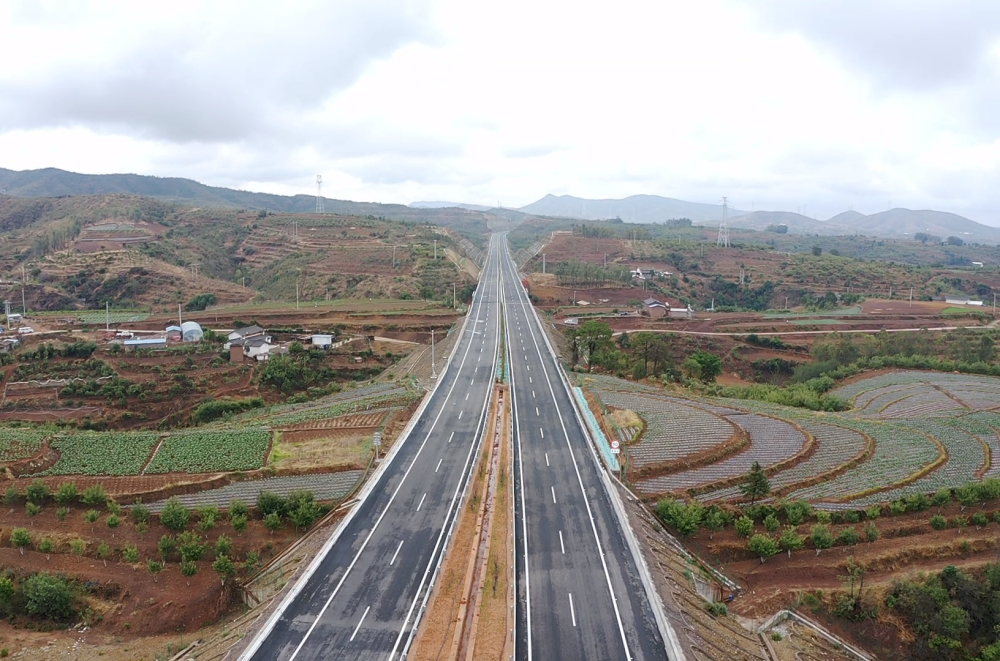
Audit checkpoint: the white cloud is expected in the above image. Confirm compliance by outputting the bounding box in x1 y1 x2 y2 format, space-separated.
2 0 1000 224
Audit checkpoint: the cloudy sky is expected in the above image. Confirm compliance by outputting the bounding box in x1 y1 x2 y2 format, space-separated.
1 0 1000 223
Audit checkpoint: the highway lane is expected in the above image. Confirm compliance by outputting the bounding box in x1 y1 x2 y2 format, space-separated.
242 234 504 661
500 236 669 661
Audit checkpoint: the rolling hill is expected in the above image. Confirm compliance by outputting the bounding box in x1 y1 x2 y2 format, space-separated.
518 193 742 223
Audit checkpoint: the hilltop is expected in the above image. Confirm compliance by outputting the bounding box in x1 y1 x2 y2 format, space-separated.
518 193 742 223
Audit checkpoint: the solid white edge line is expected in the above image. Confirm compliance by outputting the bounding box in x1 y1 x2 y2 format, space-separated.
252 237 498 661
350 606 371 642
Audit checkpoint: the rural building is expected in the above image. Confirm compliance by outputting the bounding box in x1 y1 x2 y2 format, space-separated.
0 338 20 354
945 298 984 306
230 335 283 362
228 325 266 342
124 337 167 350
643 297 668 317
165 325 182 341
311 334 334 348
6 313 22 326
669 305 694 319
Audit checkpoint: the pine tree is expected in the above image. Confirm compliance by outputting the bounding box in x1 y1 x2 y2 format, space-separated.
740 461 770 506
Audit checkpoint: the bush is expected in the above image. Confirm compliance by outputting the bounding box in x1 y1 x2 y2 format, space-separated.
130 503 150 525
906 493 931 512
256 491 287 517
23 573 74 620
122 545 140 563
80 484 107 507
748 534 780 560
956 484 980 507
655 500 703 536
837 527 860 546
160 497 190 532
191 397 264 424
264 512 282 534
811 524 834 549
56 507 69 521
953 515 969 528
763 514 780 533
229 499 250 519
864 521 880 542
779 526 804 552
705 601 728 616
930 514 947 530
972 512 989 527
865 505 882 520
184 293 217 312
24 480 50 504
177 531 207 562
784 501 812 525
932 488 951 507
735 516 754 538
889 500 907 516
55 482 77 505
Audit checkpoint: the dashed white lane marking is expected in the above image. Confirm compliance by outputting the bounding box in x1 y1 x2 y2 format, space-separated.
540 428 544 438
559 530 565 554
532 391 535 398
390 540 404 566
416 493 427 512
545 452 549 467
536 407 539 416
466 392 469 401
448 432 455 443
551 486 557 503
529 376 532 383
569 593 576 627
458 410 463 419
350 606 371 641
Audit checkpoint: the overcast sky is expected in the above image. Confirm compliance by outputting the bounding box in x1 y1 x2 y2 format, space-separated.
2 1 1000 223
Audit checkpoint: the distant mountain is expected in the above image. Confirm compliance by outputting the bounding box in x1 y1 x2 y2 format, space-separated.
0 167 498 229
410 201 493 211
721 207 1000 244
518 193 744 223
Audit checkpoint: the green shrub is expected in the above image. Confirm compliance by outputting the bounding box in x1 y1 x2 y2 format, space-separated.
79 484 107 507
23 573 74 620
889 500 907 516
811 524 833 549
932 488 951 507
972 512 989 527
906 493 930 512
953 515 969 528
837 527 860 546
763 514 780 533
705 601 728 616
24 480 50 504
865 505 881 520
864 521 880 542
735 516 754 538
55 482 78 505
160 498 190 532
930 514 947 530
784 501 812 525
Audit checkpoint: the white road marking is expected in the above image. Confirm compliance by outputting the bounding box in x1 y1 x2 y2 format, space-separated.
559 530 565 554
350 605 371 641
569 593 576 627
529 376 532 383
536 407 539 416
532 391 535 398
545 452 549 467
466 392 469 401
540 428 544 438
435 458 443 472
390 540 404 566
458 410 463 419
448 431 455 443
416 493 427 512
551 486 557 503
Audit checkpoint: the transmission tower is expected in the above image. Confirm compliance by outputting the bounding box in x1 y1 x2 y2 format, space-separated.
315 175 324 214
716 196 730 248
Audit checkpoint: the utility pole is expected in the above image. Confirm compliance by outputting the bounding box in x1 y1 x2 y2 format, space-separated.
910 288 913 308
542 254 546 274
106 301 110 331
178 304 182 328
392 245 396 269
434 240 437 260
785 296 789 309
994 292 997 318
604 253 607 268
430 329 437 379
296 282 300 310
453 282 457 310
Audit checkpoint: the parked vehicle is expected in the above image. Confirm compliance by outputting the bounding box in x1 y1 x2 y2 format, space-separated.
17 326 34 335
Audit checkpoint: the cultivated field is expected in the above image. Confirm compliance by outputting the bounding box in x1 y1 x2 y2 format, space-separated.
581 370 1000 508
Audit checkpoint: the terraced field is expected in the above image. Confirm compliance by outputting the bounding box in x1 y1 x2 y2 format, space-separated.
583 371 1000 506
0 428 48 462
146 471 364 512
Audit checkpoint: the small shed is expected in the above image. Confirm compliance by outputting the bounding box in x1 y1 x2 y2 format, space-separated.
312 334 334 348
165 325 182 341
124 337 167 350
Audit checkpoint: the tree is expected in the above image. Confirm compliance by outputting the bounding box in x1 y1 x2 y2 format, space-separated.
740 462 771 506
83 509 100 531
229 499 250 519
26 502 41 523
177 531 207 562
147 559 163 582
231 514 248 536
23 572 74 620
747 534 780 562
184 293 217 312
264 512 282 534
779 526 804 556
25 480 50 504
106 514 120 531
97 542 112 566
131 502 150 525
11 528 31 554
576 320 614 372
158 535 177 563
213 555 236 585
735 516 754 538
289 499 322 532
763 513 780 533
812 246 822 256
0 577 13 602
256 491 287 517
215 534 233 558
946 236 964 246
38 537 54 560
160 497 190 532
811 524 834 550
122 544 140 564
689 351 723 382
80 484 107 507
55 482 77 505
181 560 197 585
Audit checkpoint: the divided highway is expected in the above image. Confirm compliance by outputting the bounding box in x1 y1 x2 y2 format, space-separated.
500 237 670 661
241 235 505 661
241 233 671 660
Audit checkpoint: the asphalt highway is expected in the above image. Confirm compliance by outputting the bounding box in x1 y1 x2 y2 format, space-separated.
242 234 505 661
500 238 669 661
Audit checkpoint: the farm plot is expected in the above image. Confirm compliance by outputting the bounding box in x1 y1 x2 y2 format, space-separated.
840 420 987 506
145 471 364 512
36 431 160 476
593 390 735 468
785 419 940 502
851 383 926 410
145 428 271 473
877 390 966 419
76 310 150 324
637 414 806 494
950 412 1000 478
699 420 869 503
834 371 1000 415
0 428 47 462
948 389 1000 411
